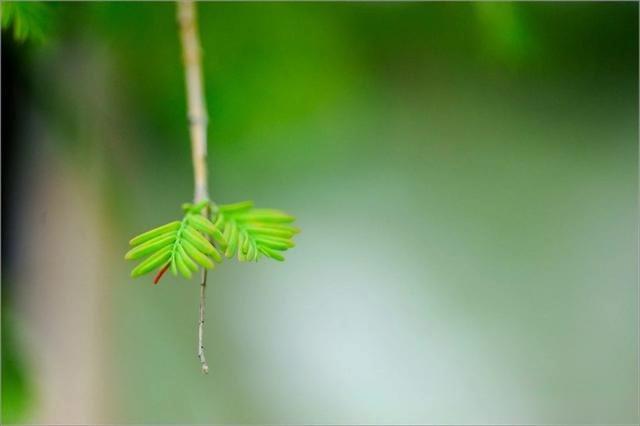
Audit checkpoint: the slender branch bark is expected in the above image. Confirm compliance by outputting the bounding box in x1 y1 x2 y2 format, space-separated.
177 0 210 374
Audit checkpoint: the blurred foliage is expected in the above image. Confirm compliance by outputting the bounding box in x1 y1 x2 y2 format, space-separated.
1 306 34 424
474 2 537 67
0 1 52 43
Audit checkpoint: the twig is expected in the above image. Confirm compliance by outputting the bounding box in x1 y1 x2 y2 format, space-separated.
197 268 209 373
177 0 210 374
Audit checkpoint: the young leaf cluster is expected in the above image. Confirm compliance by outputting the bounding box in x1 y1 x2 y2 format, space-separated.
213 201 298 262
125 201 223 281
125 200 298 283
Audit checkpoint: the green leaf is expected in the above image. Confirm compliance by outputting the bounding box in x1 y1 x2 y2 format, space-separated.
245 225 296 238
212 201 298 263
130 246 172 278
125 207 222 282
183 239 215 269
188 214 216 234
237 209 295 223
129 221 180 246
1 2 52 43
124 232 177 260
125 200 298 281
170 256 178 276
175 252 192 278
177 245 199 272
254 236 295 250
219 200 253 213
224 221 239 258
183 226 216 255
258 246 285 261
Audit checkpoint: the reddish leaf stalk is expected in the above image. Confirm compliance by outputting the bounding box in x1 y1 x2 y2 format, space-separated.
153 262 171 285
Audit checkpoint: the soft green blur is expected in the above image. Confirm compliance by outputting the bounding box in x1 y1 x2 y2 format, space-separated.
2 2 638 424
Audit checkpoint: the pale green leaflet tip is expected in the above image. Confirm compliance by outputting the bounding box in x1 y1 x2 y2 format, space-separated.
219 200 254 213
237 209 295 224
176 252 192 278
178 245 199 272
224 222 239 258
190 200 209 213
183 226 216 255
209 245 223 263
170 257 178 276
241 231 250 253
124 232 177 260
222 219 233 242
245 226 294 238
247 242 258 262
189 213 227 246
258 246 285 261
183 239 215 269
131 246 172 278
211 229 226 246
212 212 225 229
188 214 217 234
129 221 181 246
237 232 246 261
254 236 294 250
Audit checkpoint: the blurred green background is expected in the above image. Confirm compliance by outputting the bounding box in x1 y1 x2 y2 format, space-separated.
2 2 638 424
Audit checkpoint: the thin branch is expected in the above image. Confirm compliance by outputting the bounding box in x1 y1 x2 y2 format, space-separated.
198 268 209 373
177 0 210 374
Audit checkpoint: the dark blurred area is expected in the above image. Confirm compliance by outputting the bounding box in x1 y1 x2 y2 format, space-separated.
1 2 638 424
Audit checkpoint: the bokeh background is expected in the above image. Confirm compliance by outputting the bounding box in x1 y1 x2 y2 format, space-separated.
2 2 638 424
